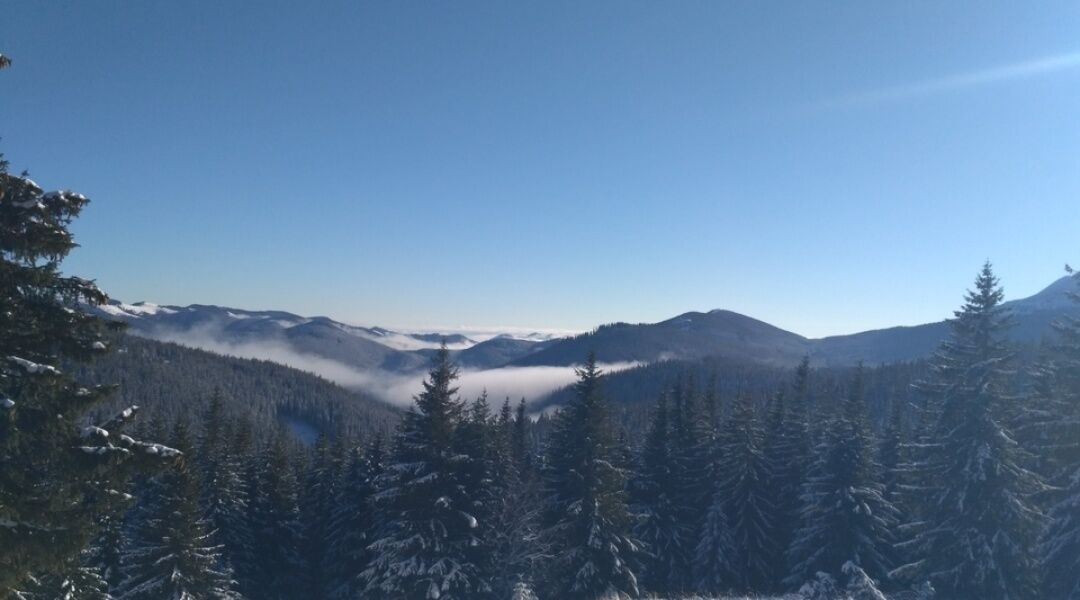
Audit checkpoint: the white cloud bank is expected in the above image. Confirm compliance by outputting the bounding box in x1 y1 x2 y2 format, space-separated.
139 327 635 408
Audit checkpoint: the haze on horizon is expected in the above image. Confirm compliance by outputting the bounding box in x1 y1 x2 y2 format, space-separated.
2 2 1077 338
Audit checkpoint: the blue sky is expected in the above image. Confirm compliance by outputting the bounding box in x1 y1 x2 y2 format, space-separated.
2 2 1078 337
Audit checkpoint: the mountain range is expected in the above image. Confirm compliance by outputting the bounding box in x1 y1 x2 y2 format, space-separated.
519 275 1079 368
92 275 1079 392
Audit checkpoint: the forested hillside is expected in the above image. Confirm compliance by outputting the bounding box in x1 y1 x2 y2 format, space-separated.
70 335 399 442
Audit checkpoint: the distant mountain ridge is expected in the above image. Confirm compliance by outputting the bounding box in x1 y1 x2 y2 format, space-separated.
92 275 1080 383
90 302 560 374
518 275 1079 368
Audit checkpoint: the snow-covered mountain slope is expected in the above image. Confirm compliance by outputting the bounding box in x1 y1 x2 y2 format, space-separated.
92 275 1080 392
88 302 554 374
513 275 1080 368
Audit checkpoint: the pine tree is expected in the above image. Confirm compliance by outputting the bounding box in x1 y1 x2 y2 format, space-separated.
91 502 128 591
489 400 544 598
666 379 713 589
878 399 908 516
221 419 257 596
116 420 239 600
0 152 172 594
361 347 489 599
893 263 1044 599
843 561 888 600
511 399 532 476
199 396 251 584
327 437 383 599
298 433 340 599
761 377 813 586
453 393 498 595
711 394 777 593
1040 467 1080 599
540 354 639 600
20 558 111 600
786 367 897 589
630 393 686 595
1022 267 1080 485
246 429 304 600
792 356 816 435
1038 267 1080 598
692 477 735 595
75 482 132 597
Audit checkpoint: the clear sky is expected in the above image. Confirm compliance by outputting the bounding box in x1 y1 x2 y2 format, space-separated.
2 2 1078 337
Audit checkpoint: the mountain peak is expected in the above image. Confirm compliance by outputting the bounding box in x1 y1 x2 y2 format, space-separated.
1005 275 1078 314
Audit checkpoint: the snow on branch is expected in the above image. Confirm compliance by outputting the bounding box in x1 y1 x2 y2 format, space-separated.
7 356 61 375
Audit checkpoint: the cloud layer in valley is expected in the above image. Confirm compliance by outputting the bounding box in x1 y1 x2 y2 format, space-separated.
139 326 635 408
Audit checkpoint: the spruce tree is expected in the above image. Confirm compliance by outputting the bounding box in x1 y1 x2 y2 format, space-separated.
19 558 111 600
453 393 498 595
711 394 777 593
1020 267 1080 486
792 356 815 434
298 433 339 599
0 153 171 594
360 347 489 599
1038 267 1080 598
630 393 686 595
490 400 544 598
246 429 304 600
540 354 639 599
198 395 252 583
786 367 897 589
222 419 258 596
666 378 713 587
893 263 1044 599
90 501 128 591
878 399 908 517
116 420 239 600
1040 467 1080 599
511 398 532 476
761 380 812 585
327 437 383 599
692 472 736 594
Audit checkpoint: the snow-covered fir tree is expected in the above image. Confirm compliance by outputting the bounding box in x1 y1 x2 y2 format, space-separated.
488 399 545 598
245 428 304 600
540 354 640 600
453 393 500 594
90 503 128 592
1019 267 1080 485
361 346 489 599
761 371 814 585
298 433 340 599
692 475 736 595
116 420 240 600
1038 267 1080 599
1040 466 1080 599
711 394 778 593
630 392 688 595
877 399 907 512
19 558 111 600
198 395 251 585
0 152 171 594
666 379 714 590
221 419 258 596
893 263 1044 599
327 437 383 599
511 398 533 476
843 561 888 600
786 366 897 590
